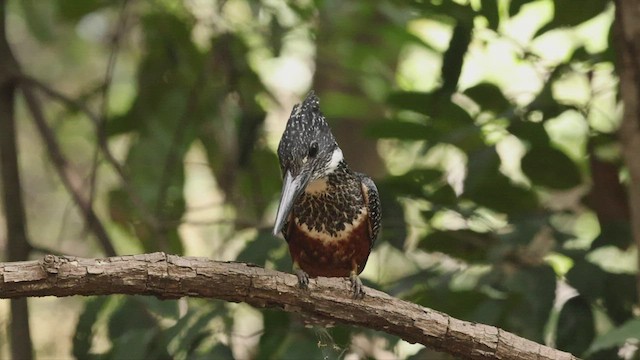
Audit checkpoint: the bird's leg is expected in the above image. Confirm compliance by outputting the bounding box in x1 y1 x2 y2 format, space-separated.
349 270 365 299
293 262 309 289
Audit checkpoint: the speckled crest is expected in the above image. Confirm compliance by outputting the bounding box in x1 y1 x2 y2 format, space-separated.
277 91 337 176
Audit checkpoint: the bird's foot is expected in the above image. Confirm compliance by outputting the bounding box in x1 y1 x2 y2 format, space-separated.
349 272 365 299
295 268 309 289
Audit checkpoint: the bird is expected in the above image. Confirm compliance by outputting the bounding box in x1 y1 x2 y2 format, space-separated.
273 91 381 298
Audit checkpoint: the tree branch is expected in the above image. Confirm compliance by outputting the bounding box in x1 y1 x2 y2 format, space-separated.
0 253 578 360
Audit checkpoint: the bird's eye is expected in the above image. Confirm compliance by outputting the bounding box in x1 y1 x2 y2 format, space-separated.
308 142 319 158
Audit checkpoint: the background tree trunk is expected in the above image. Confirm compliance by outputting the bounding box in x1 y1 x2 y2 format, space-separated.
613 0 640 305
0 0 33 358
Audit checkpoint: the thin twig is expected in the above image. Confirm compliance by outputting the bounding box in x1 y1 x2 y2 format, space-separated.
19 85 117 257
19 75 164 238
89 0 131 218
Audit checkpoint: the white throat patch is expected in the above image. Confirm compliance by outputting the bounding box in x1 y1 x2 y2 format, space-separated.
325 147 343 175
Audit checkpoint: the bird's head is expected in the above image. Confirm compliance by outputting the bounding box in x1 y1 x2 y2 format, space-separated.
273 91 344 235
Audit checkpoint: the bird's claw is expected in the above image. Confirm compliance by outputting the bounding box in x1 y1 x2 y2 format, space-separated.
295 268 309 289
349 273 365 299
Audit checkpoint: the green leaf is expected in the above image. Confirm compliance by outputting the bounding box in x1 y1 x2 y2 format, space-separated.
602 272 637 325
257 311 333 359
508 0 531 17
464 147 538 213
536 0 609 37
366 120 432 141
409 1 476 25
73 297 110 359
591 221 633 250
377 182 409 250
565 260 605 302
387 91 431 116
420 229 497 262
171 309 222 358
500 214 550 246
589 319 640 354
526 65 573 121
464 83 511 114
382 168 443 198
441 25 472 94
20 0 56 42
521 145 582 189
567 260 636 324
556 296 595 356
503 265 556 343
480 0 500 30
415 288 490 320
110 329 158 360
428 183 458 207
236 230 286 266
108 297 158 340
57 0 110 22
320 91 373 119
507 121 550 147
236 147 282 220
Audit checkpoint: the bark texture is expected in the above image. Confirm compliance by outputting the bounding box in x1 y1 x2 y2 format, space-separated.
0 253 578 360
614 0 640 304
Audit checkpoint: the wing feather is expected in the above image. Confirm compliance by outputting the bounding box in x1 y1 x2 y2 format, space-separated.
357 173 381 248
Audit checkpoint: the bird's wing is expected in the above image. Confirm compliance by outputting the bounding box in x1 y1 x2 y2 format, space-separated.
281 214 291 243
357 173 381 248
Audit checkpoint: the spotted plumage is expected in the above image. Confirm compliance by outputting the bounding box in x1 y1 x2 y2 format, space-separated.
273 91 381 298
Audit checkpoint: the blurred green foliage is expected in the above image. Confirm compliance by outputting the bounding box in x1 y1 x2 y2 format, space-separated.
5 0 638 358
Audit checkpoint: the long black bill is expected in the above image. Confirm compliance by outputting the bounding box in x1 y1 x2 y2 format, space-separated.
273 170 309 236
